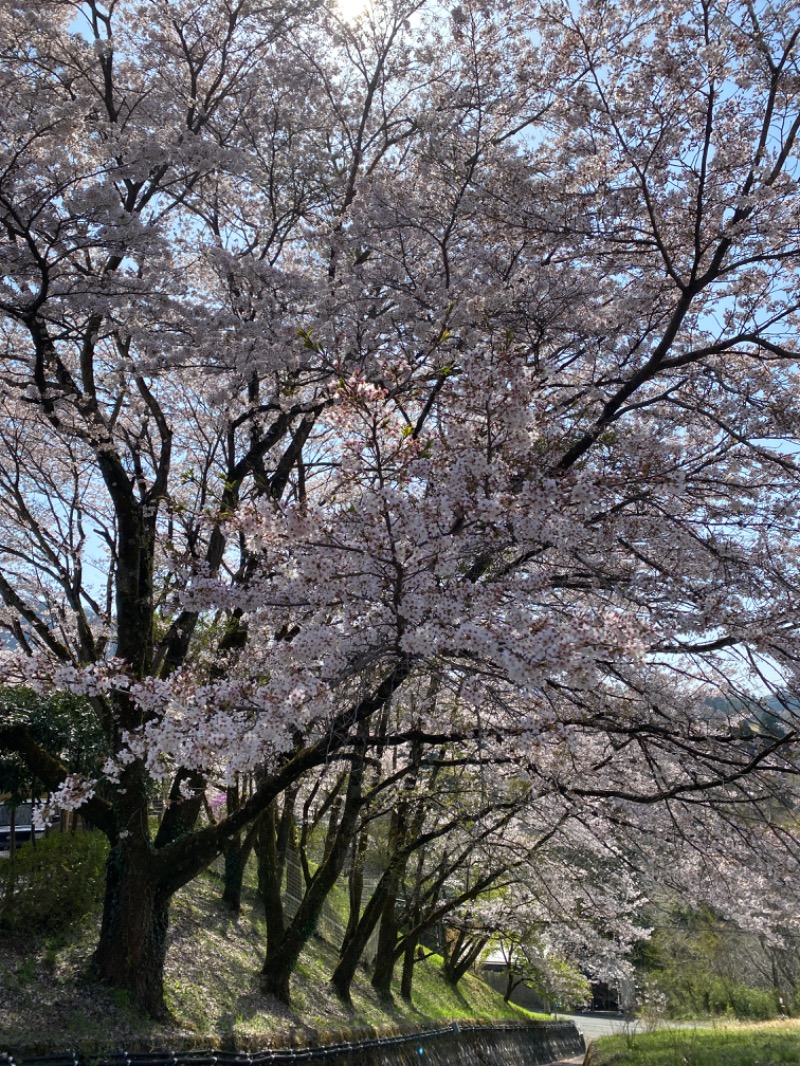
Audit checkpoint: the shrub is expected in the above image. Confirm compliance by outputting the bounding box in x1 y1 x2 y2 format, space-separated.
644 969 778 1021
637 908 787 1021
0 830 108 932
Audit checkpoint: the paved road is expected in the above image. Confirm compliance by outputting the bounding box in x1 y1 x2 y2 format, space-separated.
555 1010 711 1051
555 1011 637 1045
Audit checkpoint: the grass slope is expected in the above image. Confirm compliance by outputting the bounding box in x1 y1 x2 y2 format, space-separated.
589 1020 800 1066
0 861 541 1057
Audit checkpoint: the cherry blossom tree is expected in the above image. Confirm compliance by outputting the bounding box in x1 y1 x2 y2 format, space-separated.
2 0 800 1019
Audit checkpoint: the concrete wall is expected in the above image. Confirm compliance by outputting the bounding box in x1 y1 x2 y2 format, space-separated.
303 1021 585 1066
2 1020 586 1066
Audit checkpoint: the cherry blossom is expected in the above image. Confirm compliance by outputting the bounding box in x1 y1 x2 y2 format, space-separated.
0 0 799 1017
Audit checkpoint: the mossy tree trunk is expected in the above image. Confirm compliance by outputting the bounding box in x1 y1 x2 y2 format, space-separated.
332 853 402 1001
400 935 419 1001
371 892 400 1000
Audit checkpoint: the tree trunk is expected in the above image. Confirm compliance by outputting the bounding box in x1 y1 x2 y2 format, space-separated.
322 794 342 863
218 780 260 914
370 803 411 1002
257 804 286 945
222 831 253 914
94 840 170 1019
262 731 369 1004
443 931 485 986
371 888 400 1000
442 929 465 985
222 834 243 913
400 935 419 1001
341 827 368 956
332 851 405 1001
92 756 177 1020
332 867 390 1001
261 844 357 1003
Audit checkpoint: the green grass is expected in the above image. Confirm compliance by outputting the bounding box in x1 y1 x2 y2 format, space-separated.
1 842 546 1057
591 1021 800 1066
165 865 545 1045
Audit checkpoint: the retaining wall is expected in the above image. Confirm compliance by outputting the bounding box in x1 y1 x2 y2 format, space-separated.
1 1021 585 1066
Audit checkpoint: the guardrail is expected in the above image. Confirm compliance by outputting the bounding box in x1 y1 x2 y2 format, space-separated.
0 1020 585 1066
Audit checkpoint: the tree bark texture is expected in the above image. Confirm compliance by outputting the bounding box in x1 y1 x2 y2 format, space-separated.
94 840 170 1019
